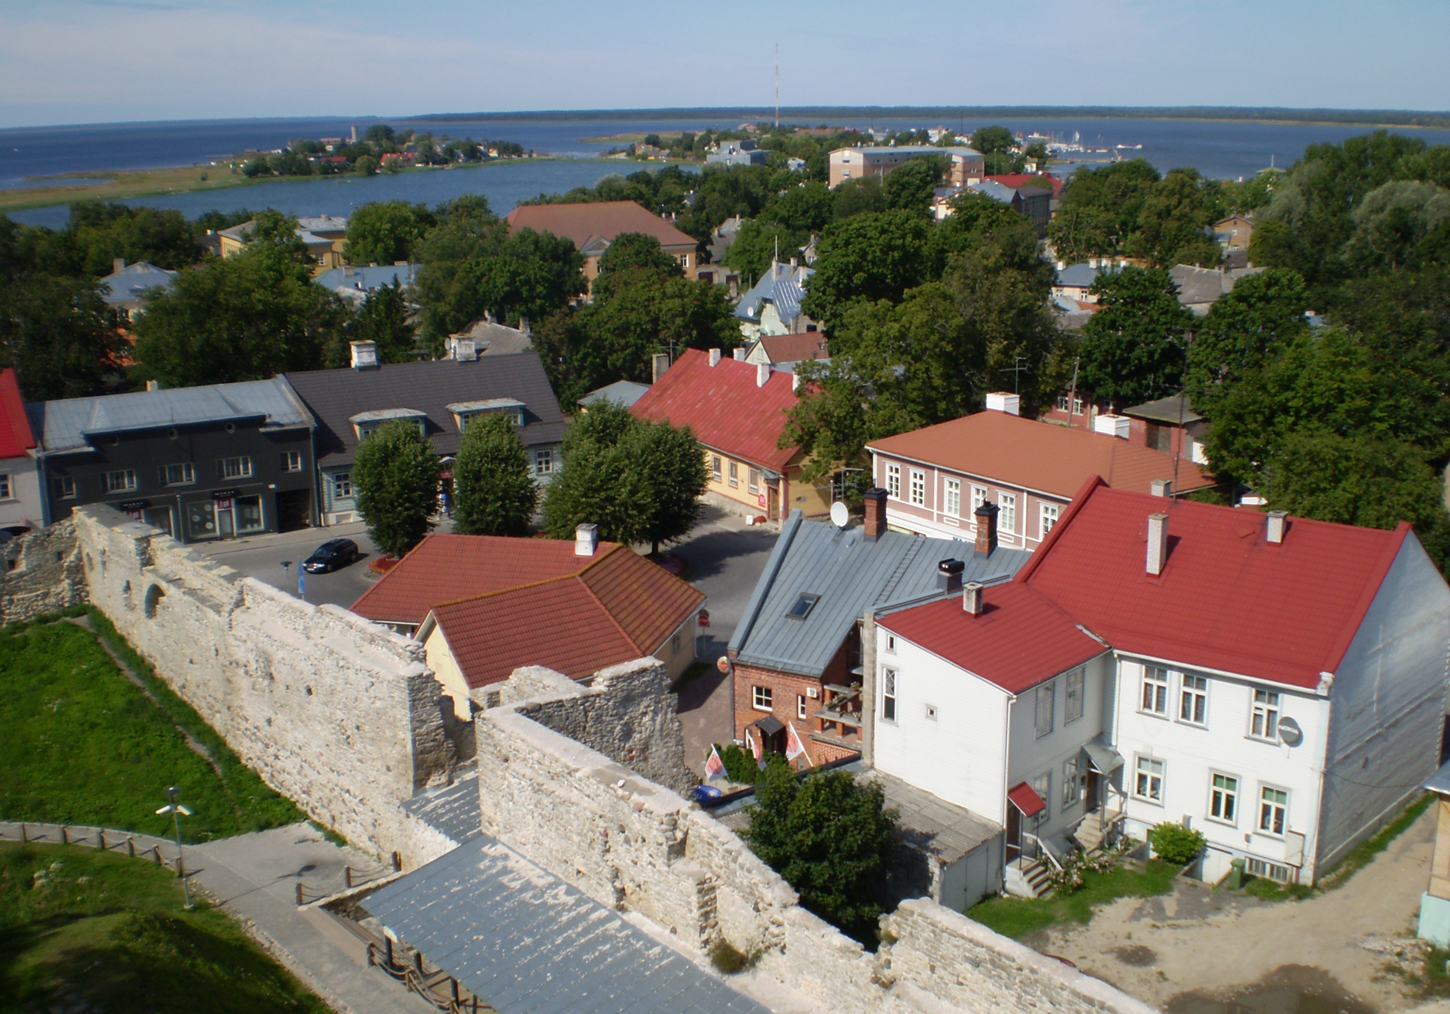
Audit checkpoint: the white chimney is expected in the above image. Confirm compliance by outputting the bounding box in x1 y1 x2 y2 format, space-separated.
450 337 477 362
792 373 802 393
757 362 771 387
962 582 984 616
1266 510 1287 544
1094 413 1130 440
1150 479 1171 497
1146 513 1169 576
113 257 126 275
708 348 722 367
575 523 599 557
984 392 1021 416
350 341 379 370
652 353 670 383
733 347 747 361
145 379 161 392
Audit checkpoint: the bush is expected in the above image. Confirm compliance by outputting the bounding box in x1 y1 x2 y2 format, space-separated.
708 940 750 974
1148 822 1206 866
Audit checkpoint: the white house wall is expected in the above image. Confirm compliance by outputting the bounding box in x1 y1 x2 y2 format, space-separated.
0 455 43 529
1317 536 1450 872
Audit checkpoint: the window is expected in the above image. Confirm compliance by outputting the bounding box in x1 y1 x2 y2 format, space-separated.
535 448 553 475
752 685 773 711
998 493 1016 533
1251 690 1280 740
886 463 901 499
1134 756 1164 802
882 668 897 722
971 486 987 514
748 468 761 495
1209 773 1238 824
909 469 925 506
787 593 819 620
944 479 960 517
1141 666 1169 715
235 495 263 533
1246 857 1292 883
103 469 137 493
1258 785 1289 836
728 461 738 488
885 635 896 653
671 633 681 656
1040 502 1060 537
281 450 303 472
219 456 252 479
1180 673 1208 725
186 500 217 539
1055 394 1084 415
797 695 808 720
1062 756 1081 809
332 473 352 500
1034 680 1054 738
711 455 722 482
1032 772 1051 820
161 462 194 487
54 475 76 500
0 473 10 500
1065 667 1085 724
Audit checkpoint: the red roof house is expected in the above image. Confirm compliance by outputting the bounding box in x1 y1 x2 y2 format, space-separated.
504 200 699 290
0 368 41 530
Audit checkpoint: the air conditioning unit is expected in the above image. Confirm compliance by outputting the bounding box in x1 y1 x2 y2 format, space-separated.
806 687 819 699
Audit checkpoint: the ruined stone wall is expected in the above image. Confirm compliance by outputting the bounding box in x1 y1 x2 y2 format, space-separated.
0 520 87 624
70 506 454 863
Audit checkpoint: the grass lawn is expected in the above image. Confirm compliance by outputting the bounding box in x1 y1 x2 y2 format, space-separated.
0 842 327 1013
968 859 1180 940
0 616 303 842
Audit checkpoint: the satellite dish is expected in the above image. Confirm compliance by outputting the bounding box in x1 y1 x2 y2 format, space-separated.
830 501 849 528
1277 717 1303 747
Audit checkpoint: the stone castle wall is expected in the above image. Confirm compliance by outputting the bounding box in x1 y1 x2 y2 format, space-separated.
0 519 88 623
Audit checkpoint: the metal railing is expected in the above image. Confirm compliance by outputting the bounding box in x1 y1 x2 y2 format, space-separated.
294 851 402 905
367 937 494 1013
1021 832 1064 873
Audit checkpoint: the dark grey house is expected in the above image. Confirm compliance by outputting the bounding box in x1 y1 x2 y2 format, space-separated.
29 378 317 541
283 342 567 526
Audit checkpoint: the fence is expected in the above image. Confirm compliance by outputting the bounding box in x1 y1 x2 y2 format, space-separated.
294 851 404 906
366 936 496 1014
1 821 186 874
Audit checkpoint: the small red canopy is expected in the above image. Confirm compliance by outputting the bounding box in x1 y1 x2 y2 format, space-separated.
1008 781 1047 818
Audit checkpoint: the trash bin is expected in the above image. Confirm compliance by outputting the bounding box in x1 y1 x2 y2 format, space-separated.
1229 857 1246 890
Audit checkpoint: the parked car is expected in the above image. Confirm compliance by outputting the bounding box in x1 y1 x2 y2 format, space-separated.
303 538 359 573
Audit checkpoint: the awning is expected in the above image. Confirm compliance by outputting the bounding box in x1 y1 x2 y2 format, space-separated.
1008 782 1047 818
753 715 785 737
1083 734 1123 775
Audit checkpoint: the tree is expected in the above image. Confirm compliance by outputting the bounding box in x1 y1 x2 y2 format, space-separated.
722 218 807 282
801 210 931 330
743 764 899 943
1047 160 1162 261
0 274 128 401
624 417 708 554
970 126 1015 156
343 201 436 266
1342 180 1450 274
351 420 441 559
458 226 586 329
596 232 682 279
68 202 197 275
344 281 417 365
1076 267 1194 407
451 411 538 537
880 156 945 216
1184 268 1310 417
1266 430 1445 534
1124 169 1223 268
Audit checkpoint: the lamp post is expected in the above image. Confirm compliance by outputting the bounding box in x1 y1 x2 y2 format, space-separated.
156 786 194 910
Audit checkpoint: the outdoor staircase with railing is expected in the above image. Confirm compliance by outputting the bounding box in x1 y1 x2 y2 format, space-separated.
1071 806 1126 854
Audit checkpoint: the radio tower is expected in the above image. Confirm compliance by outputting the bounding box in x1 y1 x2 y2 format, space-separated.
774 43 780 130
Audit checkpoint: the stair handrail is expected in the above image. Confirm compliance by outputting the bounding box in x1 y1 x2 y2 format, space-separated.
1020 832 1063 872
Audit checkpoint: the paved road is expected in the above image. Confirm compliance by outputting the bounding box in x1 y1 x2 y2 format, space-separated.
195 521 382 609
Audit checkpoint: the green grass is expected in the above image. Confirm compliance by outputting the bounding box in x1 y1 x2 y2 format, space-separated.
0 842 327 1013
0 616 303 842
967 859 1180 940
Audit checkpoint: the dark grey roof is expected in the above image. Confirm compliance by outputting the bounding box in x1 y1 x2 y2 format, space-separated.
862 768 1001 866
1054 263 1106 289
30 378 312 454
1121 393 1203 426
456 319 535 357
728 510 1030 677
735 261 812 323
403 771 482 845
578 380 651 411
282 353 566 469
363 835 772 1014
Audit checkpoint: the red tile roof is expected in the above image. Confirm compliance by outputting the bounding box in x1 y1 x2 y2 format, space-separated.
0 369 36 459
866 410 1213 499
879 584 1105 694
504 201 697 252
630 348 799 472
1015 478 1409 689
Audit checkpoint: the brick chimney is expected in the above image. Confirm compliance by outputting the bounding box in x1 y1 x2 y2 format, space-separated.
575 523 599 557
863 488 887 541
1266 510 1287 544
962 581 984 616
1146 513 1169 575
974 502 999 557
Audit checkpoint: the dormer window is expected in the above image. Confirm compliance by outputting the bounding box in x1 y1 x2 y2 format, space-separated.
447 399 525 431
349 408 427 441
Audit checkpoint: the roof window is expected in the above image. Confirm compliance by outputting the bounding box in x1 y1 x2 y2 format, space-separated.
787 593 819 620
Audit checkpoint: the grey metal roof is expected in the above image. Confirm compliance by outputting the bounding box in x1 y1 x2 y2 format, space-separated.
735 261 812 324
363 835 772 1014
1427 759 1450 796
1122 393 1203 425
968 180 1016 204
282 352 567 469
29 378 313 454
1054 263 1106 289
728 510 1030 677
862 768 1002 865
578 380 651 411
314 264 418 294
97 262 177 306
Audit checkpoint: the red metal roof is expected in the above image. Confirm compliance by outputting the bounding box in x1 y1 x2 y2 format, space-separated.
1015 479 1409 689
879 584 1106 694
0 369 36 459
504 200 697 252
630 348 799 472
1007 781 1047 817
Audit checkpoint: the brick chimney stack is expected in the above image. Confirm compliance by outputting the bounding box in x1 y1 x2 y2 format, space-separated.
974 502 999 557
863 488 887 541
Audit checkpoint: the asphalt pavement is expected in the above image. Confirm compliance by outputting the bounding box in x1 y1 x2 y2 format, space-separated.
193 520 384 610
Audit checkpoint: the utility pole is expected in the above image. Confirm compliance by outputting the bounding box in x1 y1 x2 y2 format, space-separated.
1065 356 1080 427
774 43 780 130
1000 357 1029 395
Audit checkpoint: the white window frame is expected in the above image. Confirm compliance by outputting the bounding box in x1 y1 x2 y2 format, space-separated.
748 468 761 495
1034 680 1054 738
219 456 253 480
1251 689 1280 741
711 455 722 482
882 667 897 722
728 461 738 488
1134 755 1164 803
281 450 303 472
1065 666 1085 724
103 469 137 493
55 475 76 500
1179 673 1208 726
1141 665 1169 715
909 469 925 506
1209 772 1239 825
998 492 1016 533
1040 502 1060 538
332 472 352 500
1032 772 1051 820
1258 784 1288 836
944 478 960 517
534 448 553 475
797 695 808 720
161 462 195 487
752 685 773 711
886 463 901 499
971 485 987 515
1062 756 1081 810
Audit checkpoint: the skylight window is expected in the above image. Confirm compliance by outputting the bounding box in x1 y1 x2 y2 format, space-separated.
787 593 819 620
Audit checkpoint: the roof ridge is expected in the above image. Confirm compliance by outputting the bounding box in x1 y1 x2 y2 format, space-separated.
570 572 647 654
1015 475 1106 585
432 570 579 612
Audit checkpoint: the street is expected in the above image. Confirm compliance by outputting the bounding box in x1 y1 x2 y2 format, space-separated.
194 520 385 610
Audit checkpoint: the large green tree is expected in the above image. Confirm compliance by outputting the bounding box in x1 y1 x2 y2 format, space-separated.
451 411 538 537
1047 159 1162 261
343 201 436 266
1184 268 1310 418
880 156 945 216
801 210 931 330
351 420 441 558
1077 266 1194 407
342 281 418 365
1124 169 1223 268
0 274 128 401
1266 430 1445 533
68 203 197 275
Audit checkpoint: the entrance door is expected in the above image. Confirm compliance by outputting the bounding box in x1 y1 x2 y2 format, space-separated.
1086 771 1101 813
216 502 235 538
143 507 173 537
767 483 779 522
1006 805 1021 863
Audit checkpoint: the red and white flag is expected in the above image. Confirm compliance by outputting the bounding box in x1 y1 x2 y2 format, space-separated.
785 722 812 766
747 728 764 768
704 745 726 782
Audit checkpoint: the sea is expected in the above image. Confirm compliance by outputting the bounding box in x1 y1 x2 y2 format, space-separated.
5 112 1450 230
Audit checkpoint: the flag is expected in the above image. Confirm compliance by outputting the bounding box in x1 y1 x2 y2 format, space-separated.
747 728 764 768
785 722 811 765
704 745 726 783
297 559 306 597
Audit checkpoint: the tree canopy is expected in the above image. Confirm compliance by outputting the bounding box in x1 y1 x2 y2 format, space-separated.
343 201 436 266
451 411 538 537
1076 267 1194 408
342 281 419 366
800 210 932 330
351 420 441 559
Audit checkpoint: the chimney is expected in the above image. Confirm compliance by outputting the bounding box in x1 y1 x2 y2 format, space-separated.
113 257 126 275
145 379 161 392
350 340 379 370
1150 478 1172 498
936 559 965 594
708 348 722 367
962 582 984 616
984 392 1021 416
1146 513 1169 576
575 523 599 557
1266 510 1287 544
449 337 477 362
1093 413 1131 440
731 347 745 361
863 488 887 541
974 502 999 557
792 373 802 393
757 362 771 387
519 316 530 336
651 353 670 383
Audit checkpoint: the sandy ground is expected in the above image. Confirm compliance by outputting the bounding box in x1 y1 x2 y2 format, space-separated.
1035 807 1450 1012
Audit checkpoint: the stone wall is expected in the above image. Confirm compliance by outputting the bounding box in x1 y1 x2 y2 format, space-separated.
477 658 1159 1014
69 506 455 863
0 519 87 624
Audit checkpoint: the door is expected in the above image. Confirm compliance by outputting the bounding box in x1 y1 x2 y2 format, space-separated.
1005 805 1021 863
143 507 173 537
275 489 312 533
767 483 780 522
1086 771 1101 813
216 500 235 538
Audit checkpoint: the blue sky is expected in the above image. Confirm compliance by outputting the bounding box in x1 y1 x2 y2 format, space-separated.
2 0 1446 128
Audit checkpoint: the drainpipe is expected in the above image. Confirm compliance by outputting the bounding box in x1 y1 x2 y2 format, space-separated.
860 611 876 765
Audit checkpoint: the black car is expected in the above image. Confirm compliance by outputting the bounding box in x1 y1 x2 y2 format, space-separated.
303 538 359 573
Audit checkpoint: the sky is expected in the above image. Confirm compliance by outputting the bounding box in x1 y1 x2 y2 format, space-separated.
1 0 1447 128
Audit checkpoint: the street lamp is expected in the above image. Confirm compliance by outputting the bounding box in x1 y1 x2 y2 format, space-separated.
156 786 194 910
